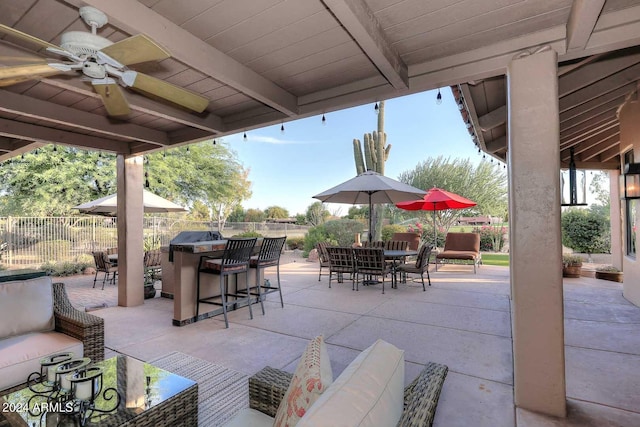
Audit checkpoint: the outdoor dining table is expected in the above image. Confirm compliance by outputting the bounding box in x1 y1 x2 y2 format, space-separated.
384 249 418 288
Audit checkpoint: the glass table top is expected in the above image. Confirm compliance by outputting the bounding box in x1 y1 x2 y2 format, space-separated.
0 355 196 426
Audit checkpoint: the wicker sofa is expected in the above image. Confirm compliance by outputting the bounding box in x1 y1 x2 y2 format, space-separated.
226 339 448 427
0 277 104 391
435 232 482 273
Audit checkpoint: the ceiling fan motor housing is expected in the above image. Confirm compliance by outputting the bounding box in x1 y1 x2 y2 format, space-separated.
60 31 112 58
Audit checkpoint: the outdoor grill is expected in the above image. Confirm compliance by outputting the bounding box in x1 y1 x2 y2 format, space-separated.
168 230 223 262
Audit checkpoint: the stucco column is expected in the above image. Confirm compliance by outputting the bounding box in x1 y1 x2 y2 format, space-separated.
507 47 566 417
609 170 623 271
116 154 144 307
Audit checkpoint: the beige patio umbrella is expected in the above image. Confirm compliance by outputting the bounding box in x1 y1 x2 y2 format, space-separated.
313 170 427 242
73 189 187 215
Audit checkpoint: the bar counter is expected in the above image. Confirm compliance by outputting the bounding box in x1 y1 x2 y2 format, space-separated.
163 240 262 326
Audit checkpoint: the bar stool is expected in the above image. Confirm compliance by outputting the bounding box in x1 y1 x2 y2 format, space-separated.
241 236 286 310
195 238 257 328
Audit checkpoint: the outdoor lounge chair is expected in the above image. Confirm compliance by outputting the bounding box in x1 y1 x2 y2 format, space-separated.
243 362 448 427
435 232 482 273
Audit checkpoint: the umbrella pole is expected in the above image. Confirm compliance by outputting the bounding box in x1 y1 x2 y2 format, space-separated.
433 205 437 249
368 193 373 243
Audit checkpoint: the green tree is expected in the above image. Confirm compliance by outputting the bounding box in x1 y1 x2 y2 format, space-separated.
398 156 507 233
244 208 265 222
146 141 251 231
346 206 368 220
0 147 116 216
264 206 289 219
227 205 245 223
188 200 211 220
306 202 330 226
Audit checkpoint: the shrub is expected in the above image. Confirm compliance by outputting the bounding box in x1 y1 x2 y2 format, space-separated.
323 219 365 247
474 226 506 252
381 224 406 242
561 208 609 256
562 254 583 267
286 236 305 250
303 225 331 257
40 258 92 276
232 231 263 238
595 265 620 272
35 240 71 262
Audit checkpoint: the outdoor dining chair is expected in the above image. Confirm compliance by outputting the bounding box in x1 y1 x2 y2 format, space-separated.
196 238 257 328
326 246 355 289
396 244 433 291
316 241 330 281
239 236 286 310
353 247 391 293
91 251 117 290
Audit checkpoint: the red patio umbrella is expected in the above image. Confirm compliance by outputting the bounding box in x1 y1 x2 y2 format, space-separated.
396 187 476 246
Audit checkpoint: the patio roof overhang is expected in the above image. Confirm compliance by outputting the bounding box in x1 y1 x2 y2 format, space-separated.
0 0 639 168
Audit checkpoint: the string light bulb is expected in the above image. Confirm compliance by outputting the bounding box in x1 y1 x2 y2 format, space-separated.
436 89 442 105
321 114 326 125
243 132 248 141
374 102 379 114
280 123 285 134
213 139 216 145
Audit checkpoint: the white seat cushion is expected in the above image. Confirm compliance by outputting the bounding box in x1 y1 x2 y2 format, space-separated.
0 276 54 339
222 408 274 427
298 339 405 427
0 331 83 391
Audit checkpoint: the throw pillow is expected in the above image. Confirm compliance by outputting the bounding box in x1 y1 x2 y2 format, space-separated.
273 335 333 427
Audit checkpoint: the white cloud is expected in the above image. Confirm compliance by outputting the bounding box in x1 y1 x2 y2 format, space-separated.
227 133 316 145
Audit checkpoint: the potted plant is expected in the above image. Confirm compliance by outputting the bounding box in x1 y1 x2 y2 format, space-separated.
595 265 623 283
562 254 583 278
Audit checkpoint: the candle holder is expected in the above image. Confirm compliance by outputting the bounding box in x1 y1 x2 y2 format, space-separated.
34 352 75 387
69 367 121 426
55 358 91 393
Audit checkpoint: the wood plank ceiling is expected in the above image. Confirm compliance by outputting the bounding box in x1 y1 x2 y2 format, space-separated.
1 0 640 170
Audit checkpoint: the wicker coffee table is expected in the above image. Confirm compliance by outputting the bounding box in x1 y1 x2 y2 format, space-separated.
0 355 198 426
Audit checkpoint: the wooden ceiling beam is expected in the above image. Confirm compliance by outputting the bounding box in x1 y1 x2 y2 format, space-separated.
0 118 130 153
322 0 408 89
559 62 640 112
0 89 168 145
72 0 299 116
478 105 506 132
559 51 640 97
566 0 606 52
560 83 633 123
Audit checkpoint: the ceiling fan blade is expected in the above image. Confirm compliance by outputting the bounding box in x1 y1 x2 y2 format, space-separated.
124 71 209 113
0 24 60 51
93 81 131 116
0 63 66 81
100 34 170 66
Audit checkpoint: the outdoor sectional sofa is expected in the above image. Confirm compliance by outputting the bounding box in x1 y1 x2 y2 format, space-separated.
0 276 104 391
435 232 482 273
226 339 448 427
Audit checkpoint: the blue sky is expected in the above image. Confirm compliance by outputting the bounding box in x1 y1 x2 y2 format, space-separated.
225 89 487 216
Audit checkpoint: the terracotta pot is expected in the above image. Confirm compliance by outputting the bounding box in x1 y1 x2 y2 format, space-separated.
562 265 582 278
595 271 623 283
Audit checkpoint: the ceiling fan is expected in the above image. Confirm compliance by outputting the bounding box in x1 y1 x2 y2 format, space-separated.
0 6 209 116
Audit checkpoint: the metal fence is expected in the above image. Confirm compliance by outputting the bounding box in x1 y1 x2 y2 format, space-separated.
0 217 309 269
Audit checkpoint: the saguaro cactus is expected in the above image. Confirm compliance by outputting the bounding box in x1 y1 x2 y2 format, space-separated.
353 101 391 175
352 101 392 241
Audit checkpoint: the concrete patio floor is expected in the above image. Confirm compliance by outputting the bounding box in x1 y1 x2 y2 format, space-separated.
60 255 640 427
